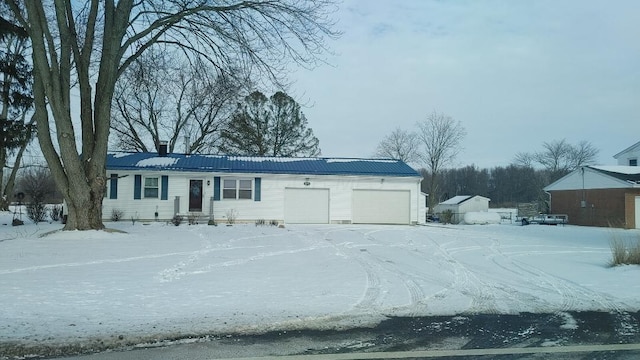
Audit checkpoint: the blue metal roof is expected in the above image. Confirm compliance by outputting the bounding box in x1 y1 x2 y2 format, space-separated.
106 152 421 177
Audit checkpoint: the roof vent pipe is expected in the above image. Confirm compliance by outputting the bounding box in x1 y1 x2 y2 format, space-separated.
158 141 168 157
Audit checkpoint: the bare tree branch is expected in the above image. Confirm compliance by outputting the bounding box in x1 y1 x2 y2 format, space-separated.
374 127 420 164
417 111 466 211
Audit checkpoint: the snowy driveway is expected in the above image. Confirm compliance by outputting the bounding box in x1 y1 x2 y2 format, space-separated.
1 222 639 350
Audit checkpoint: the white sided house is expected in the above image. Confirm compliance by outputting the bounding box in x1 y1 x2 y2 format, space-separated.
614 141 640 166
104 152 425 225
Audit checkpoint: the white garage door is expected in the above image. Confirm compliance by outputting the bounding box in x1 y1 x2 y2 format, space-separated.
284 188 329 224
352 190 411 224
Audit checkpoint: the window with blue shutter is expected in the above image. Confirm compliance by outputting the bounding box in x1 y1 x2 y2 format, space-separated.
213 177 221 200
254 177 261 201
161 176 169 200
134 175 142 199
109 174 118 199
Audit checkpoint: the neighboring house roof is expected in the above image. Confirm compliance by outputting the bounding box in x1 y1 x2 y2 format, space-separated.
544 165 640 192
613 141 640 159
106 152 421 177
439 195 473 205
589 166 640 184
438 195 489 205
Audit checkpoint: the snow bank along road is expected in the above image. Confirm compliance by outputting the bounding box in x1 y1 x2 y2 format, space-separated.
0 222 639 358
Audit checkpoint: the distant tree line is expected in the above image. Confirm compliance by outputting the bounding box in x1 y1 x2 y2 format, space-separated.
422 165 548 210
417 139 600 209
375 115 600 210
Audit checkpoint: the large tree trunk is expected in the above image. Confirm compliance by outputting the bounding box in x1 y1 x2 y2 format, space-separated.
63 181 105 230
32 67 106 231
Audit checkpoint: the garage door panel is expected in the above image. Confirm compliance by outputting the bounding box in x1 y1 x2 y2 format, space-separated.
353 190 410 224
285 188 329 224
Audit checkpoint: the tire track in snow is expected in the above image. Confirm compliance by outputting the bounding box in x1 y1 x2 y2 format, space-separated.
351 250 383 312
316 227 385 313
420 232 502 314
328 228 434 316
485 237 580 313
482 234 633 314
158 228 330 281
446 233 618 314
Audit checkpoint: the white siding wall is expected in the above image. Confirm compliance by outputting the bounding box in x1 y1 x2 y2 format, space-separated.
616 146 640 166
103 171 214 222
459 197 489 213
544 168 631 191
103 171 423 224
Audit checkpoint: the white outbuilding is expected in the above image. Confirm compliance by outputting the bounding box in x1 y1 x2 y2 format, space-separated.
433 195 491 224
104 151 425 225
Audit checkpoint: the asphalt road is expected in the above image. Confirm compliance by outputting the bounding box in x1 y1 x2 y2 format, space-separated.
44 311 640 360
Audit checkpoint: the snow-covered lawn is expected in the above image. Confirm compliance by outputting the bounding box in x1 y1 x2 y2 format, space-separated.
1 213 639 349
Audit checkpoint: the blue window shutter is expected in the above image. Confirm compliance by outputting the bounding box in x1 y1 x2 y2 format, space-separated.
134 175 142 199
161 175 169 200
213 177 221 201
109 174 118 199
254 177 261 201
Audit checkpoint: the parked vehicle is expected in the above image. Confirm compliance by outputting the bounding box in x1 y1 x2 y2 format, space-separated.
520 214 568 226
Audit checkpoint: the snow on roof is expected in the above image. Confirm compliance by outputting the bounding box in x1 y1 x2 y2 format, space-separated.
326 158 397 164
107 152 420 177
440 195 472 205
590 165 640 175
136 157 179 167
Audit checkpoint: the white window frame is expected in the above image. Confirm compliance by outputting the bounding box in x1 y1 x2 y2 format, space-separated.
222 178 253 200
144 176 159 198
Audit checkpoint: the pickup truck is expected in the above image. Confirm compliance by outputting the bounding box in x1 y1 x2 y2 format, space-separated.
520 214 568 226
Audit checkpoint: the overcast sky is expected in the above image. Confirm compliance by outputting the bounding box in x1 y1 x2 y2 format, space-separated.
288 0 640 169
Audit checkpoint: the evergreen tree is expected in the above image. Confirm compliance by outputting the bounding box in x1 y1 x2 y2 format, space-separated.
221 91 320 157
0 9 35 210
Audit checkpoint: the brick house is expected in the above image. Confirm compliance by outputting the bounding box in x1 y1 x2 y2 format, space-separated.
544 166 640 228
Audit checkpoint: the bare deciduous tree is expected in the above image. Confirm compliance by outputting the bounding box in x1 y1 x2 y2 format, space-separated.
7 0 338 230
513 139 600 182
417 111 466 212
111 50 245 154
512 152 535 168
536 139 574 175
568 140 600 170
374 127 420 164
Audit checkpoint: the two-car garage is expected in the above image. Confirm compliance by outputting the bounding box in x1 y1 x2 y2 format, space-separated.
284 188 411 225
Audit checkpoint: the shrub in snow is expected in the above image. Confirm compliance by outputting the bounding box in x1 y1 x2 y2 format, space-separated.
226 209 238 225
111 209 124 222
462 212 501 225
171 215 183 226
440 209 454 224
610 235 640 266
49 204 62 222
27 202 47 223
188 213 199 225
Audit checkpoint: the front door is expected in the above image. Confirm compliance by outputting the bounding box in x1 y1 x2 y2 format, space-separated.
189 180 203 212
